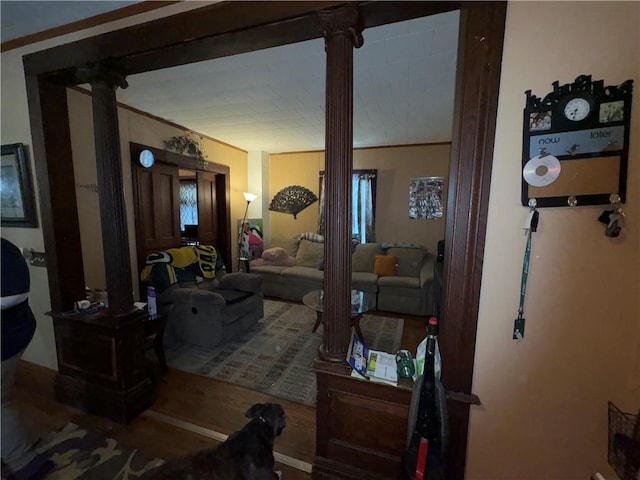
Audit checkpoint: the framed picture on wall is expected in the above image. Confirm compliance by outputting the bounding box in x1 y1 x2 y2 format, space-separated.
1 143 38 228
409 176 444 220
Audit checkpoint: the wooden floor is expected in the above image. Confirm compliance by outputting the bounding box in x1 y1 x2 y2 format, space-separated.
12 311 427 479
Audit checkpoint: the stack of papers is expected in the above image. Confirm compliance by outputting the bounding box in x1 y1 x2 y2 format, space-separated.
346 331 398 386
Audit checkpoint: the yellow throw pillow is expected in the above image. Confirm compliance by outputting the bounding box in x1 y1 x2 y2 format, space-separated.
374 255 397 277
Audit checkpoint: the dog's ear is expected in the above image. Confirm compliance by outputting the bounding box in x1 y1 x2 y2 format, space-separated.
245 403 264 419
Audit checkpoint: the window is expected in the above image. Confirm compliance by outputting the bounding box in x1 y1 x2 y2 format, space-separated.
179 179 197 231
318 169 377 243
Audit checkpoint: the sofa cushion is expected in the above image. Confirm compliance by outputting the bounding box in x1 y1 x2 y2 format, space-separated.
351 272 379 294
249 264 290 275
251 247 297 267
296 239 324 268
378 275 421 290
352 243 383 272
272 238 301 257
281 265 324 282
374 255 398 277
217 288 252 305
386 247 428 277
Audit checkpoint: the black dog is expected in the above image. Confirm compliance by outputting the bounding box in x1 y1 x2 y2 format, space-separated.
147 403 286 480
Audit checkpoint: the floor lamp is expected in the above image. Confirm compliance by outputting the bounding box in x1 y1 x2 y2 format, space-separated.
237 192 257 272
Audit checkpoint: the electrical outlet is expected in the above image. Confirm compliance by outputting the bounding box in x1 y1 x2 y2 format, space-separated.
30 251 47 267
22 248 47 267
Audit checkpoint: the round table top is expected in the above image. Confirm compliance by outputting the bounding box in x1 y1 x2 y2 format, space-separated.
302 289 375 316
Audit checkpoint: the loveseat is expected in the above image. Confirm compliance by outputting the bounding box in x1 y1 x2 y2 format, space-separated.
249 235 434 316
141 245 263 348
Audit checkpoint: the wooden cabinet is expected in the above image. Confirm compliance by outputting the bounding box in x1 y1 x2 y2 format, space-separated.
313 360 412 479
51 308 154 423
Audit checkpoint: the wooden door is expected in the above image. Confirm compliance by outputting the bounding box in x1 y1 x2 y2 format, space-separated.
197 171 218 247
133 161 181 269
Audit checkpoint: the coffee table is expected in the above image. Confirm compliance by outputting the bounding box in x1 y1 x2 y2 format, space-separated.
302 289 376 342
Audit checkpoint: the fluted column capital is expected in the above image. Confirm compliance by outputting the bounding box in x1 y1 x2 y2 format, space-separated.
75 64 128 90
318 4 363 48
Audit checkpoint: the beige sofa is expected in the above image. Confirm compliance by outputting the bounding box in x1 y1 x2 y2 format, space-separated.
249 236 434 316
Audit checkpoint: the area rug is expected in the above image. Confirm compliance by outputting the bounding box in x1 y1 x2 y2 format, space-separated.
164 299 404 406
34 422 163 479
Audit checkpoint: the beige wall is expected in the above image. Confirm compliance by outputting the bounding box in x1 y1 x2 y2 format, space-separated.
268 144 450 253
268 151 325 242
467 2 640 479
68 89 249 291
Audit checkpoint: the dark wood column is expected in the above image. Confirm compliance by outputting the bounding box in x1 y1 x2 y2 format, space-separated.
319 4 363 362
82 65 135 316
314 6 412 480
25 75 85 312
48 65 153 423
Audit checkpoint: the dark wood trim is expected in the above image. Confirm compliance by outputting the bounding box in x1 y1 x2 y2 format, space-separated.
129 143 230 176
129 142 233 271
22 1 507 476
1 1 181 53
442 2 507 479
90 75 135 316
25 75 85 312
22 2 347 77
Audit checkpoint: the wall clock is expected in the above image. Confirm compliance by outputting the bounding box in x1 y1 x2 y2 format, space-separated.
522 74 633 207
139 149 155 168
560 93 594 122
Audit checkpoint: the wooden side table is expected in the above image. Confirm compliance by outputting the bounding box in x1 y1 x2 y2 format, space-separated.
142 311 167 375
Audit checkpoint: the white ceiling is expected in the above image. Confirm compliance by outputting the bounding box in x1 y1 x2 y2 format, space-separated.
1 2 460 153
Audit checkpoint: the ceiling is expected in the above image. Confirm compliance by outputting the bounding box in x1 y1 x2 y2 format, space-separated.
1 2 460 153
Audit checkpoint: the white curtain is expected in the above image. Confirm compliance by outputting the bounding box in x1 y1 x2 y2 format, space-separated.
352 173 375 243
318 171 375 243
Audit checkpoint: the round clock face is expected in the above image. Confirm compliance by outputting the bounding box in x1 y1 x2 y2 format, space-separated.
139 150 155 168
563 97 591 121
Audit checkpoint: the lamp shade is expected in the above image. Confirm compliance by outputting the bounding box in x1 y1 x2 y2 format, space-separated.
243 192 258 203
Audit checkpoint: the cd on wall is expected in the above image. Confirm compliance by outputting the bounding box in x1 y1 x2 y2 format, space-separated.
523 154 562 187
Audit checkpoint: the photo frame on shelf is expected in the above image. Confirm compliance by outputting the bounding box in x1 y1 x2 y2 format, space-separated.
1 143 38 227
522 75 633 207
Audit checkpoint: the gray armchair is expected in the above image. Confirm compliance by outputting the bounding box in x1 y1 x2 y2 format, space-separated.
142 245 264 348
160 273 263 348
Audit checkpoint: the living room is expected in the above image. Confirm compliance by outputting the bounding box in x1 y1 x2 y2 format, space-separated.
1 2 638 480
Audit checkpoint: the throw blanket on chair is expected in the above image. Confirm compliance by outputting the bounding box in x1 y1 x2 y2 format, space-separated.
141 245 224 294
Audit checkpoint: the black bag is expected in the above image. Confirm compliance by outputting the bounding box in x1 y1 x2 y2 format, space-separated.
402 374 449 480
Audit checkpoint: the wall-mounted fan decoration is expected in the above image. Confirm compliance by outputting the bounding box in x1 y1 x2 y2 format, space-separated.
269 185 318 219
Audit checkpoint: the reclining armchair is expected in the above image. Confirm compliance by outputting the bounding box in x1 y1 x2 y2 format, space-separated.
141 245 263 348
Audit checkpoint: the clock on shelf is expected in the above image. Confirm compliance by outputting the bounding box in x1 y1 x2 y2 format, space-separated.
522 74 633 207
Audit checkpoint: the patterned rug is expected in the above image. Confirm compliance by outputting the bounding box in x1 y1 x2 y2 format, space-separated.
164 299 404 406
35 422 163 479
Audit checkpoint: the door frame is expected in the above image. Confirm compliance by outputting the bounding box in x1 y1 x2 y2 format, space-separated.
23 2 506 476
129 142 232 272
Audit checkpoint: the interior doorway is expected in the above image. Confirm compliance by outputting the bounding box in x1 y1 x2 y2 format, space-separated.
129 142 232 284
25 3 506 477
